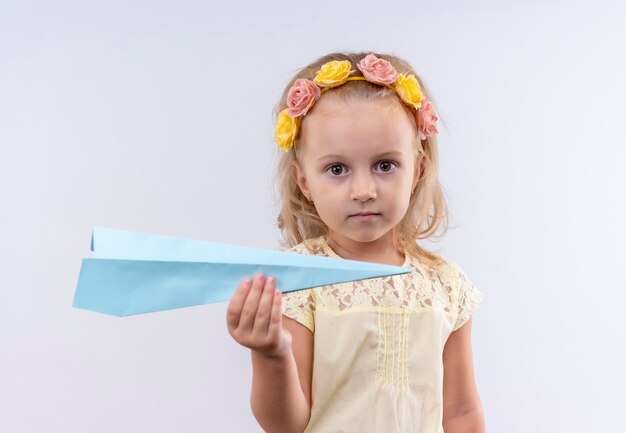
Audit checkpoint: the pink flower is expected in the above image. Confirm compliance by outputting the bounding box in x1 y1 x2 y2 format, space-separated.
287 78 321 117
356 54 398 85
417 99 439 140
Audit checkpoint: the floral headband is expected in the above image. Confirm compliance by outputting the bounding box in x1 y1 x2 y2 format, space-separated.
275 53 439 152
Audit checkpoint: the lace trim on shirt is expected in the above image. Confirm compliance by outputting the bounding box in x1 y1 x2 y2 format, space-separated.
280 236 483 333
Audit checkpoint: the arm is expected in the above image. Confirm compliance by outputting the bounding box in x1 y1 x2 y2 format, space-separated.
250 316 313 433
442 318 486 433
442 409 485 433
226 273 313 433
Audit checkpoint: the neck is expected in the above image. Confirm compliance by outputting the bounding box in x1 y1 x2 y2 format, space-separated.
325 229 405 266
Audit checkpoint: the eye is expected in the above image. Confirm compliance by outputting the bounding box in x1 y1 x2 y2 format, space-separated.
327 164 347 176
376 160 397 173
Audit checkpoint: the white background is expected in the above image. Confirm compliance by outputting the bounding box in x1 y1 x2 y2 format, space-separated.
1 1 625 432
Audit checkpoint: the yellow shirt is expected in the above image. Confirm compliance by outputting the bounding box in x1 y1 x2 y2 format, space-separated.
259 236 484 433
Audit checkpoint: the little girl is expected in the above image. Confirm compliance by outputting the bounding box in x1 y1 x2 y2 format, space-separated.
226 51 485 433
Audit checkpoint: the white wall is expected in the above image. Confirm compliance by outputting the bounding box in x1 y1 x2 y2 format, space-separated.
1 0 624 431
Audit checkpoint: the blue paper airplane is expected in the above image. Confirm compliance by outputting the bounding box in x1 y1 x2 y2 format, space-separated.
72 227 413 316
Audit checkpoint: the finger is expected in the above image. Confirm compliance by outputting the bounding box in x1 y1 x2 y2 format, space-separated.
267 287 283 344
226 278 252 331
238 272 266 332
252 276 276 337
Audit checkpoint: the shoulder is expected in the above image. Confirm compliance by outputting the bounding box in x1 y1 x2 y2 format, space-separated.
424 255 470 288
431 256 484 331
285 236 329 257
415 254 482 303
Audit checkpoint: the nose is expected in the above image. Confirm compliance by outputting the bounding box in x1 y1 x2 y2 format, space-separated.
350 171 377 201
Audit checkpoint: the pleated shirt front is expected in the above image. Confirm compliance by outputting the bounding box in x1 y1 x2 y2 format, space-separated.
259 236 484 433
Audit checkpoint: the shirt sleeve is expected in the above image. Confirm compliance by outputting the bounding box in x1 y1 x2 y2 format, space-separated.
281 288 316 333
450 261 484 332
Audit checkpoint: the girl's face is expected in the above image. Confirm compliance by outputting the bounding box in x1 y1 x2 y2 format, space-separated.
292 97 422 247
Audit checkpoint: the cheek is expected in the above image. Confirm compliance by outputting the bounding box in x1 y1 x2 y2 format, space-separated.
386 176 413 208
309 175 339 197
309 183 343 216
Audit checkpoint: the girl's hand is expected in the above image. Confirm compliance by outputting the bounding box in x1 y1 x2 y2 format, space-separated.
226 272 292 359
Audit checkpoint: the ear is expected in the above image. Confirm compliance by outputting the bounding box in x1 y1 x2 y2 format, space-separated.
412 153 425 192
291 160 312 202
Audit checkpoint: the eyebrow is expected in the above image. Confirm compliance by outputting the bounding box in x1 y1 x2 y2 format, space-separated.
316 151 404 162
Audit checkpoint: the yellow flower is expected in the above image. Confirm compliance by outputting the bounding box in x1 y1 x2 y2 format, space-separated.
275 109 298 151
313 60 354 87
394 73 424 110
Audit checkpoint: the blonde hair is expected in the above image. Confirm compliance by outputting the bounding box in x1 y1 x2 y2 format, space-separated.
271 51 450 269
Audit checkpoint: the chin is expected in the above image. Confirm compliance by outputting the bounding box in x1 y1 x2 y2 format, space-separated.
346 229 389 243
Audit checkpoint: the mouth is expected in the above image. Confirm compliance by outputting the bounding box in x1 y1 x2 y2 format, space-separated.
350 212 380 218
